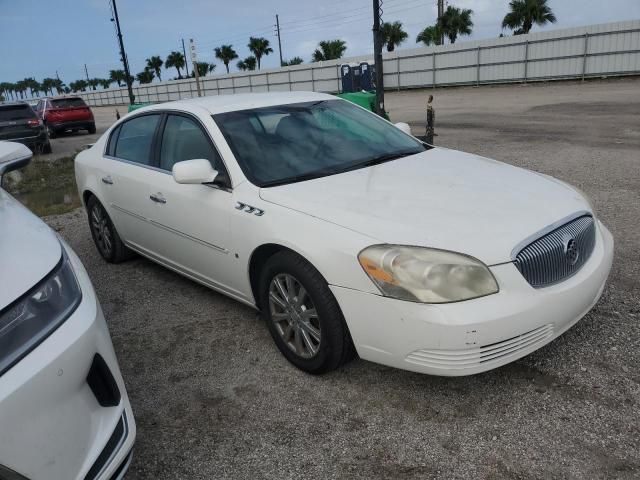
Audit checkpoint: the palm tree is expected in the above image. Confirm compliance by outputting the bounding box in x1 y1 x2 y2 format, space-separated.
416 25 443 46
237 56 257 71
281 56 304 66
165 51 186 79
248 37 273 69
502 0 556 35
109 69 126 87
99 79 111 89
136 69 154 84
52 78 65 94
312 40 347 62
23 77 40 98
88 78 101 91
215 45 239 74
70 80 88 92
145 56 164 81
380 21 408 52
192 61 215 77
41 78 56 95
438 6 473 44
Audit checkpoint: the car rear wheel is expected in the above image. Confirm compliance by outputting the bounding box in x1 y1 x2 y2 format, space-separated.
259 251 355 374
42 142 52 154
46 125 56 139
87 196 134 263
88 123 96 134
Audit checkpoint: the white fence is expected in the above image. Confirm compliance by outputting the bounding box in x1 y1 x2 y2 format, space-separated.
81 20 640 106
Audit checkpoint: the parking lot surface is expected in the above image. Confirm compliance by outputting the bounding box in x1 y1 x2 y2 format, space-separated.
45 78 639 479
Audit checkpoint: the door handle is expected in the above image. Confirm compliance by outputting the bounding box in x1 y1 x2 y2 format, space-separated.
149 193 166 204
101 176 113 185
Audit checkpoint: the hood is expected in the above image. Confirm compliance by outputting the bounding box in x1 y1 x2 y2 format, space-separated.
259 148 590 265
0 189 61 310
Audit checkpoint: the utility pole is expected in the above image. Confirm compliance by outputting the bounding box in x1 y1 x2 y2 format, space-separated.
190 39 202 97
372 0 385 116
110 0 135 104
55 70 60 81
437 0 444 45
84 64 90 82
275 14 283 66
182 38 190 77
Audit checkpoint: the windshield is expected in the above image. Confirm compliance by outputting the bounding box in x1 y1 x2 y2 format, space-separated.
51 98 87 108
0 105 36 121
213 99 428 187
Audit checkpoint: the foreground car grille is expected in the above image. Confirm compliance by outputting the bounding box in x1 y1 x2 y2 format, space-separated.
406 324 554 370
513 215 596 288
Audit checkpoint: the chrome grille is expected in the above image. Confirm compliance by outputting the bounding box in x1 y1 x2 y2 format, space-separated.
514 215 595 288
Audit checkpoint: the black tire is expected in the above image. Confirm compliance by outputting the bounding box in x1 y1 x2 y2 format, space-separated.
42 142 52 154
259 250 355 374
87 196 134 263
88 123 96 134
47 125 57 139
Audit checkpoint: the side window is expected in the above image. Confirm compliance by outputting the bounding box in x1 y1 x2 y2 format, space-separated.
114 114 160 165
159 114 222 172
106 125 121 156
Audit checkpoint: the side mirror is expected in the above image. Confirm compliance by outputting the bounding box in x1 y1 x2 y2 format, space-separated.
172 159 218 184
0 142 32 184
394 122 413 136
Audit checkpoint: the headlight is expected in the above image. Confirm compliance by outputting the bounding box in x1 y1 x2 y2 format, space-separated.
0 250 81 376
358 245 499 303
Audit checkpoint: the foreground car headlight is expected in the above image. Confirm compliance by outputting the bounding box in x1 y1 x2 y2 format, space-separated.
358 245 498 303
0 250 81 376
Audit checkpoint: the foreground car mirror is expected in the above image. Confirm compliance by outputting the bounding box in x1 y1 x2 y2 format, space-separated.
0 141 32 185
172 159 218 185
394 122 413 136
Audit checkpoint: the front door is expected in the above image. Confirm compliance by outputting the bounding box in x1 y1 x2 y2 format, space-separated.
142 113 241 298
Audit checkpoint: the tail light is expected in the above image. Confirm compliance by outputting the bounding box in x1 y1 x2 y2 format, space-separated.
27 118 42 127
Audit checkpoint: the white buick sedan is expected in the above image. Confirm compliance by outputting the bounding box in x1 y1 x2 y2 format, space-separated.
75 92 613 376
0 142 135 479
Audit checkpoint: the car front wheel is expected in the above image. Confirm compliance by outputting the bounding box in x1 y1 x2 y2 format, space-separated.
87 196 133 263
259 251 355 374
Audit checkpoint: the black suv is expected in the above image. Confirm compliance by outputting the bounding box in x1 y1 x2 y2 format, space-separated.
0 102 51 153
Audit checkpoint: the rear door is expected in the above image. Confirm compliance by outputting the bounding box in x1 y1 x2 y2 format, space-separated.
0 104 39 141
100 112 163 248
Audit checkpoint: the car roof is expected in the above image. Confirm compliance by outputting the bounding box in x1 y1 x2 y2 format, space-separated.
139 91 337 115
0 101 31 108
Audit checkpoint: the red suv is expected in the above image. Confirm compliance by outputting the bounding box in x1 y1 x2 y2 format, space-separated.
36 96 96 138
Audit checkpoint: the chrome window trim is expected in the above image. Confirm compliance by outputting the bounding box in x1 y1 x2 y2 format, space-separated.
102 108 234 190
510 210 592 261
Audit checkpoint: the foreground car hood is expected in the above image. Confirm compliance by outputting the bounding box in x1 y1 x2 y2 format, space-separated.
0 189 61 310
259 148 590 265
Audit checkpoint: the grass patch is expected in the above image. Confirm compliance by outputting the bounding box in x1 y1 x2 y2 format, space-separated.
3 155 81 217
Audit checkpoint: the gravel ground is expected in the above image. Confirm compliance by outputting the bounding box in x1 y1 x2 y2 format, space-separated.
44 78 639 479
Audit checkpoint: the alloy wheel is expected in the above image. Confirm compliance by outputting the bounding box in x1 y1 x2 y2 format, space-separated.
91 204 113 257
268 273 321 359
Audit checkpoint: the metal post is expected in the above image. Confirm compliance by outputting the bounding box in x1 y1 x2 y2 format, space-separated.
311 66 315 91
432 52 436 88
182 38 190 77
288 70 292 92
111 0 135 104
231 76 235 94
249 74 253 93
276 14 284 67
372 0 385 116
266 72 270 92
189 39 202 97
437 0 444 45
476 46 481 86
397 55 401 91
85 64 90 82
582 33 589 81
524 40 529 83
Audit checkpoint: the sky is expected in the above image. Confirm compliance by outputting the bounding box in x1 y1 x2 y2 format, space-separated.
1 0 639 85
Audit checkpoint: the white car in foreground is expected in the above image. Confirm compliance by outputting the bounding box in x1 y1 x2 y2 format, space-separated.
0 142 135 479
75 92 613 376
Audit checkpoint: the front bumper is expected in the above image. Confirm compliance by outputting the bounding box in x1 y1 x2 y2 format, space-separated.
0 242 135 479
332 220 614 376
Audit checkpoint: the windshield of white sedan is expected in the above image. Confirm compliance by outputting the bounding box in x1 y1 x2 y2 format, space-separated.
213 100 428 187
